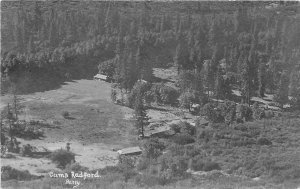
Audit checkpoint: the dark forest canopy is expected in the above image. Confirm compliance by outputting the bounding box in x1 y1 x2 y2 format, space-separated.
1 1 300 105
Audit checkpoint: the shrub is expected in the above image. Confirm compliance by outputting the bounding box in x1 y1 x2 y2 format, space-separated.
172 134 195 145
191 157 221 172
170 122 195 136
191 158 205 171
20 144 34 156
1 166 37 181
257 137 272 145
65 162 88 172
143 138 165 159
98 58 116 79
177 71 195 92
203 161 221 171
47 149 75 168
252 102 265 120
111 88 117 103
118 156 137 182
236 104 253 122
179 91 195 109
97 166 121 175
1 132 7 145
159 85 179 105
170 123 181 133
128 81 152 108
10 121 44 139
137 157 150 171
201 102 224 123
61 111 69 118
178 121 196 136
135 173 171 187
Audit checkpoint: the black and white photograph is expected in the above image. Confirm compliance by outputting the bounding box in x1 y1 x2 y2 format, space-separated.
1 0 300 188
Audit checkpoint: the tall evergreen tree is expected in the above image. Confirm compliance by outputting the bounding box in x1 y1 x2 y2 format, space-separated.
241 55 251 105
16 26 24 53
33 2 43 33
274 70 290 108
27 35 35 53
49 9 58 47
134 93 149 138
258 55 267 97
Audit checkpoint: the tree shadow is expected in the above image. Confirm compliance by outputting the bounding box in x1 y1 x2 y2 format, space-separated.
151 75 174 83
64 116 76 120
146 106 169 112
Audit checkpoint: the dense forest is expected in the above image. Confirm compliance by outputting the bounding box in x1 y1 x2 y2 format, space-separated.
1 1 300 108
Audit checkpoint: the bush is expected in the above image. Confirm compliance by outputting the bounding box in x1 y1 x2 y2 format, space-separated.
191 158 205 171
1 166 37 181
179 122 196 136
10 122 44 139
118 156 137 182
150 83 179 105
159 85 179 105
170 124 181 135
252 102 265 120
191 157 221 172
257 137 272 145
65 162 88 172
47 149 75 168
170 121 195 136
179 91 195 109
20 144 34 156
135 173 171 187
128 81 152 108
236 104 253 122
137 157 150 171
201 102 224 123
203 161 221 171
172 134 195 145
61 111 70 118
143 138 165 159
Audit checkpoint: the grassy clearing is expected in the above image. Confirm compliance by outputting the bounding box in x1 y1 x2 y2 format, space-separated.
25 100 135 145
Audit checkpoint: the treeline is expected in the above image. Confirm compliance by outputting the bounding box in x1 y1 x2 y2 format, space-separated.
1 1 300 105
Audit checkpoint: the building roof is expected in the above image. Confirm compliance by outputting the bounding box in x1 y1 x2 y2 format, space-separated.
117 146 142 155
144 125 174 137
197 118 209 126
94 74 108 80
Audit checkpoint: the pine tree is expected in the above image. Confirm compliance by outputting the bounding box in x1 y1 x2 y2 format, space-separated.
135 46 142 80
104 3 111 35
274 70 290 108
258 56 267 97
214 67 224 100
33 2 43 33
289 70 300 109
27 35 35 53
16 26 24 53
134 93 149 138
241 55 251 105
49 10 58 47
174 37 189 73
234 6 249 33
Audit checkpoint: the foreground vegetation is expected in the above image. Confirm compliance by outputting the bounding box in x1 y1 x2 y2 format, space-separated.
2 112 300 188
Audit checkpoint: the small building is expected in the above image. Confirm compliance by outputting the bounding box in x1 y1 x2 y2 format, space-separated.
144 125 175 138
117 146 142 156
190 103 200 114
94 74 108 81
196 118 209 126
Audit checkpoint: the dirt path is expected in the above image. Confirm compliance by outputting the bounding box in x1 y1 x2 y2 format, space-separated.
1 79 136 175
